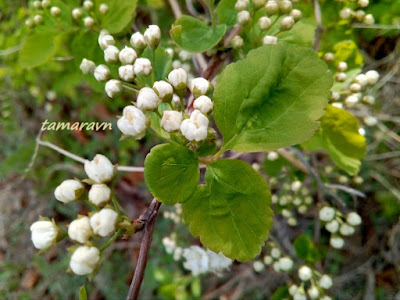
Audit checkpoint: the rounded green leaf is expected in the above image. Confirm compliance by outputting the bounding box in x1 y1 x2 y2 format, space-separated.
19 31 58 68
182 159 273 261
170 15 226 53
213 43 333 152
144 144 199 205
95 0 137 34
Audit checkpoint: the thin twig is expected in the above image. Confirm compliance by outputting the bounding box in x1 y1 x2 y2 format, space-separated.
168 0 182 18
324 183 366 198
313 0 323 51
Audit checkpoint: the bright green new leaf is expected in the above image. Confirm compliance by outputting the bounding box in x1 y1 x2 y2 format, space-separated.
213 44 333 152
293 234 319 263
170 15 226 53
95 0 137 34
142 46 172 81
144 144 199 205
79 285 88 300
182 159 273 261
303 105 366 175
217 0 237 27
19 31 58 68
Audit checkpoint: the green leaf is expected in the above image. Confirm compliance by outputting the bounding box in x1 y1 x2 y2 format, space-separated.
293 234 319 263
170 15 226 53
279 19 316 47
217 0 237 27
271 286 290 300
182 159 273 261
142 46 172 81
302 105 366 175
18 31 58 68
79 285 87 300
95 0 137 34
144 144 199 204
213 44 333 152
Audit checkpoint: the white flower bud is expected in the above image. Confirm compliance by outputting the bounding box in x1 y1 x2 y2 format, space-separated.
99 3 109 14
291 9 302 22
358 0 369 8
193 96 213 114
280 16 295 31
190 77 211 97
359 127 366 136
90 208 118 237
319 274 333 289
33 14 43 25
363 14 374 25
298 205 307 214
231 35 244 49
253 261 264 272
84 16 95 27
153 80 173 102
118 47 136 65
105 79 122 98
165 48 174 57
30 221 58 249
172 60 182 69
263 35 278 45
50 6 60 16
337 61 348 72
98 34 115 50
279 0 292 13
117 105 148 138
133 58 152 76
94 64 110 82
321 297 332 300
355 74 368 86
104 45 119 63
137 87 161 111
168 68 188 92
42 0 51 8
84 154 114 183
160 110 182 132
366 70 379 85
68 217 92 243
180 110 209 142
319 206 336 222
350 83 361 92
294 292 307 300
307 286 319 299
235 0 249 11
278 257 293 271
54 179 84 203
178 50 191 61
330 236 344 249
119 65 135 82
83 0 93 10
362 95 375 105
346 212 362 226
331 91 340 101
289 285 298 295
298 265 312 281
267 151 278 161
33 1 42 8
237 11 250 25
25 18 34 28
335 72 347 82
323 52 335 62
72 8 82 19
291 181 302 192
345 94 359 107
265 0 279 16
338 175 349 184
70 246 100 275
271 247 281 258
88 184 111 206
258 16 272 31
325 219 339 233
272 261 281 272
340 223 355 236
355 9 366 21
263 255 273 265
340 8 352 20
353 176 364 185
144 25 161 48
253 0 266 9
130 32 147 50
80 58 96 74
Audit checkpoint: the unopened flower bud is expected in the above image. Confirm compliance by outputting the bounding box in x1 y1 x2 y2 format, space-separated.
104 45 119 63
165 48 174 57
30 220 58 249
335 72 347 82
84 154 114 183
323 52 335 62
72 8 82 19
88 184 111 206
137 87 161 111
231 35 243 49
144 25 161 49
358 0 369 8
355 10 366 21
153 81 173 102
68 217 92 243
168 68 187 95
193 95 213 114
253 0 266 9
325 219 339 233
363 95 375 105
235 0 249 11
119 46 137 65
291 9 302 22
307 286 319 299
263 35 278 45
278 257 293 271
94 64 110 82
265 0 279 16
279 0 292 13
190 77 211 97
83 0 93 10
355 74 368 86
364 116 378 126
130 32 147 50
33 14 43 25
280 16 295 31
133 58 152 76
90 208 118 237
330 236 344 249
42 0 51 8
50 6 60 16
366 70 379 85
237 11 250 25
267 151 278 161
105 79 122 98
119 65 135 82
80 58 96 74
330 91 340 101
83 16 95 27
319 206 335 222
33 1 41 8
258 16 272 30
337 61 348 72
253 261 264 272
161 110 182 132
54 179 84 203
98 34 115 50
271 247 281 258
70 246 100 275
350 83 361 92
345 94 359 107
99 3 109 14
340 8 352 20
298 265 312 281
346 212 362 226
25 18 34 28
180 110 209 142
340 223 355 236
319 274 333 289
117 105 148 138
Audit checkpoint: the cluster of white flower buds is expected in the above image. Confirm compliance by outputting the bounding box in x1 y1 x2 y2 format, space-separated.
25 0 62 28
254 244 294 273
338 1 374 26
71 1 109 28
163 203 182 224
319 206 362 249
30 154 130 275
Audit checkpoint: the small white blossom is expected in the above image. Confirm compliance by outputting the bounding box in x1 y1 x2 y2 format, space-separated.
350 83 362 93
119 65 135 82
33 14 43 25
235 0 249 11
162 237 176 254
319 207 336 222
358 0 369 7
105 79 122 98
83 16 95 27
130 32 147 50
291 9 302 22
72 8 82 19
50 6 61 16
363 95 375 105
94 64 110 82
252 0 265 8
291 181 302 192
366 70 379 85
137 87 161 111
30 221 58 249
99 3 109 14
363 14 375 26
190 77 211 97
345 94 359 107
70 246 100 275
263 255 273 264
193 96 213 114
253 261 265 272
265 0 279 15
25 18 34 28
168 68 187 91
42 0 51 7
180 110 209 142
104 45 119 63
346 212 362 226
335 72 347 82
340 223 355 236
182 246 209 276
231 35 244 49
144 25 161 48
83 0 93 10
321 296 332 300
337 61 348 72
280 16 295 31
355 74 368 86
33 1 41 8
263 35 278 45
278 257 293 271
319 274 333 289
287 217 297 226
68 217 92 243
165 48 174 57
359 127 366 136
98 34 115 50
207 249 232 273
119 46 137 65
237 11 250 25
323 52 335 62
271 247 281 258
258 16 272 30
340 8 352 20
54 179 84 203
84 154 114 183
298 205 308 214
331 91 340 101
307 286 319 299
364 116 378 127
325 219 339 233
173 247 183 261
267 151 278 161
153 81 173 102
355 10 366 21
88 184 111 206
178 50 191 61
117 105 148 138
330 235 345 249
298 265 312 281
289 285 298 295
80 58 96 74
279 0 292 13
161 111 182 132
90 208 118 237
133 58 152 76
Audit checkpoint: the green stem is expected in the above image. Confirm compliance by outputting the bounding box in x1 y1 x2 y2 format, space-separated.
122 82 140 93
84 200 99 211
100 229 123 252
180 96 185 112
111 194 121 215
155 110 162 119
204 0 216 28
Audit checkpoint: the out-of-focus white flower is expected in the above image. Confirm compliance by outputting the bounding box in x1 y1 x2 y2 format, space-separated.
50 6 61 16
70 246 100 275
267 151 278 161
263 255 273 265
345 94 359 107
168 68 187 94
350 83 362 92
321 296 332 300
68 217 92 243
363 95 375 105
298 265 312 281
165 48 174 57
88 184 111 206
119 46 137 65
271 247 281 258
289 285 298 295
178 50 191 61
237 11 250 25
153 81 173 102
193 96 213 114
83 0 93 10
346 212 362 226
363 14 374 26
287 217 297 226
330 91 340 101
291 9 302 21
25 18 34 28
130 32 147 50
258 16 272 30
117 105 148 139
98 34 115 50
340 8 352 20
33 1 41 8
253 0 266 8
99 3 109 14
105 79 122 98
90 208 118 237
180 110 209 142
72 8 82 19
33 14 43 25
162 237 176 254
144 25 161 48
173 247 183 261
307 286 319 299
94 64 110 82
54 179 84 203
337 61 348 72
190 77 211 97
161 110 182 132
254 261 265 272
265 0 279 16
30 220 58 249
280 16 295 30
42 0 51 8
355 74 368 86
104 45 119 63
119 65 135 82
133 58 152 76
182 246 209 276
330 236 345 249
279 0 292 13
340 223 355 236
80 58 96 74
291 181 302 192
319 207 336 222
207 249 232 273
298 205 308 214
366 70 379 85
235 0 249 11
319 274 333 289
325 219 339 233
364 116 378 127
294 291 307 300
335 72 347 82
137 87 160 111
84 154 114 183
358 0 369 7
263 35 278 45
83 16 95 27
231 35 244 49
278 257 293 271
